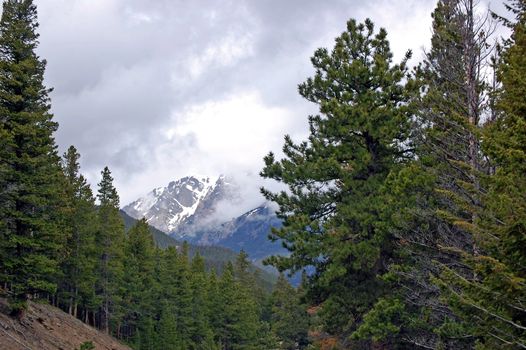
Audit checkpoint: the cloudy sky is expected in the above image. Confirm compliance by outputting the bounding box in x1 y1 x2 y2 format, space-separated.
32 0 500 214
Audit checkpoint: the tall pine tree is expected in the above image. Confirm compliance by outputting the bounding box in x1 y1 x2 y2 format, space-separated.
0 0 66 313
121 218 156 344
270 274 310 350
189 253 216 349
261 18 417 346
409 1 493 347
217 262 261 350
435 1 526 347
95 166 125 334
59 146 98 318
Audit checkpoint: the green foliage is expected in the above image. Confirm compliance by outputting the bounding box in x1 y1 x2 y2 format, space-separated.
77 341 95 350
271 274 310 349
156 305 179 350
384 1 492 348
351 297 405 342
215 262 261 349
121 219 156 342
261 17 417 341
189 253 215 348
59 146 98 317
95 166 126 333
0 0 67 311
434 3 526 348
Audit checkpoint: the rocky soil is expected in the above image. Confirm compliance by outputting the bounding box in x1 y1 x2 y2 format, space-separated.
0 298 131 350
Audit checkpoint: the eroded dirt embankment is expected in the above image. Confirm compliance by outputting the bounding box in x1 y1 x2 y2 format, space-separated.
0 298 131 350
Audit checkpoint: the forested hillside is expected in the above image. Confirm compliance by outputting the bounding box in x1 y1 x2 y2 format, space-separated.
0 1 305 349
121 210 278 291
0 0 525 349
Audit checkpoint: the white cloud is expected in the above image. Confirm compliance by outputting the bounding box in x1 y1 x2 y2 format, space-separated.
188 32 256 79
116 91 293 204
29 0 503 213
167 91 289 169
126 10 159 25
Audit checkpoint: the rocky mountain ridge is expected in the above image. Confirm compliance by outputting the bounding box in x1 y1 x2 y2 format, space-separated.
122 175 286 264
122 175 239 236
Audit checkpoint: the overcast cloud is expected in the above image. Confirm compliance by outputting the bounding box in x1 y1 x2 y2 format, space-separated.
30 0 501 218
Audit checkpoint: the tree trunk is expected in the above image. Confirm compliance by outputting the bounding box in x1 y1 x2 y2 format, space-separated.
462 0 482 255
73 287 78 317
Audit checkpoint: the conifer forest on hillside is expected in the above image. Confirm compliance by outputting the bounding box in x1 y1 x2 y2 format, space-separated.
0 0 525 349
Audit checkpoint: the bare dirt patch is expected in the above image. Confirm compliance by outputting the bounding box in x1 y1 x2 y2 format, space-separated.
0 298 131 350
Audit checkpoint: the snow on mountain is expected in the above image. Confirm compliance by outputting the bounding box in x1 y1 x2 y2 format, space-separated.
123 175 287 270
192 202 285 260
122 175 239 236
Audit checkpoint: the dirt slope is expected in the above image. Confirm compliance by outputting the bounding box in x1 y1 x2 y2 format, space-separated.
0 298 131 350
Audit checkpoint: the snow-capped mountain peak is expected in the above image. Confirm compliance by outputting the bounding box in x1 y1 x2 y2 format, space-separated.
123 176 287 273
122 174 235 235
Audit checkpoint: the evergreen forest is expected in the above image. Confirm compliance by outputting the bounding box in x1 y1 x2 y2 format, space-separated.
0 0 525 349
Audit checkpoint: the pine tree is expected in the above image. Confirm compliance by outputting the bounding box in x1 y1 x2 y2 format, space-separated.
158 246 179 302
349 1 497 348
217 262 261 350
261 18 417 345
59 146 98 318
207 269 222 345
136 316 156 350
271 274 310 350
122 218 156 342
234 250 252 285
174 242 193 348
189 253 215 348
95 166 125 334
407 1 494 347
233 250 265 312
156 303 180 350
434 1 526 348
0 0 66 313
154 243 196 348
416 0 489 247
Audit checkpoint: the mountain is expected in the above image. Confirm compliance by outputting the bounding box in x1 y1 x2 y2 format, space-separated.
122 175 286 272
122 175 239 237
119 210 277 290
120 209 243 267
192 203 286 262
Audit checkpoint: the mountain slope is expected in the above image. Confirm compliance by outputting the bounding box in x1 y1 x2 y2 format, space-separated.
0 297 130 350
122 175 238 237
192 203 286 262
122 175 288 271
120 209 239 267
120 210 277 290
121 209 181 249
